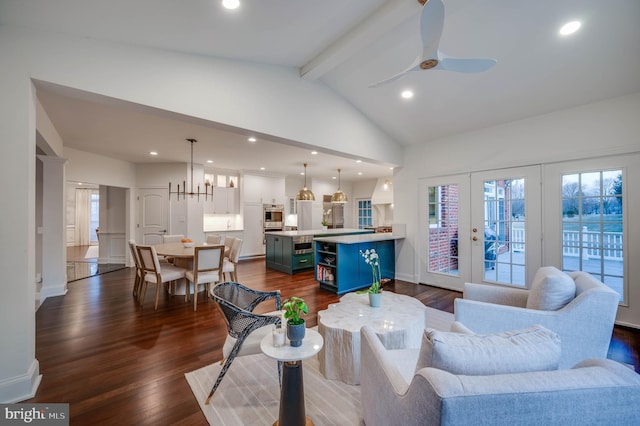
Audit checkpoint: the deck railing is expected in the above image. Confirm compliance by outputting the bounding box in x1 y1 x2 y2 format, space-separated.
562 227 623 260
509 225 623 261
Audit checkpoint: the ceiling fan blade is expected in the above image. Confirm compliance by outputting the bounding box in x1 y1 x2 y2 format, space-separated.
368 59 421 88
419 0 445 58
369 0 442 88
437 56 497 73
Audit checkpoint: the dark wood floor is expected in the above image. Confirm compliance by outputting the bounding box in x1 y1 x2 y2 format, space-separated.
29 259 639 425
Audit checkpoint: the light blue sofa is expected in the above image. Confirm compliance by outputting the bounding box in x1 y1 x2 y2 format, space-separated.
454 269 620 368
360 325 640 426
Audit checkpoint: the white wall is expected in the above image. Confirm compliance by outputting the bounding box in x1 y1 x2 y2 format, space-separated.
10 25 402 166
394 92 640 327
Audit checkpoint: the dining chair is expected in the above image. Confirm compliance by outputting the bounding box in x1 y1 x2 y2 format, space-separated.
206 234 222 244
162 234 185 243
127 239 143 300
206 281 282 404
223 238 243 282
136 244 188 309
223 236 237 259
185 245 225 311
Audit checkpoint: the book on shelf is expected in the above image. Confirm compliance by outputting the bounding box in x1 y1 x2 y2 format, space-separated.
317 264 334 282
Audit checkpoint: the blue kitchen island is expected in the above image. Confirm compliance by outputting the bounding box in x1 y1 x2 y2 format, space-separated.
314 233 405 294
265 228 372 274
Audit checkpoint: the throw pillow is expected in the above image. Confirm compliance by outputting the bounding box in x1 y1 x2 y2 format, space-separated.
416 325 561 376
526 266 576 310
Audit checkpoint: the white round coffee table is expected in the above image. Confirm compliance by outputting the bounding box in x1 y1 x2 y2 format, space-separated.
317 291 427 385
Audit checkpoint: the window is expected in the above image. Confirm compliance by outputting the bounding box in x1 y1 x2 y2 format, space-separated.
90 191 100 243
561 169 624 301
428 184 459 275
357 200 372 229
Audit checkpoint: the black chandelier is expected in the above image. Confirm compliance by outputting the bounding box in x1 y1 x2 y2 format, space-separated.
169 138 213 201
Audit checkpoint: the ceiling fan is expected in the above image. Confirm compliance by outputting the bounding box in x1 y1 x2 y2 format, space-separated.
369 0 497 88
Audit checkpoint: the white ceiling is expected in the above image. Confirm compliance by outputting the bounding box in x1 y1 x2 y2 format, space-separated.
3 0 640 181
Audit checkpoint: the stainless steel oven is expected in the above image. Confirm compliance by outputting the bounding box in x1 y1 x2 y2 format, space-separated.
292 235 314 254
263 204 284 230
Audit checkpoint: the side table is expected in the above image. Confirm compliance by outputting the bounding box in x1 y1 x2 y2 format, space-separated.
261 328 323 426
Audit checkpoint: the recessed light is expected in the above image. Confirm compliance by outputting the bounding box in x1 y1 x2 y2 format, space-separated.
248 137 256 142
356 160 362 163
207 160 214 164
260 167 266 171
311 151 318 155
357 172 363 176
559 21 581 36
222 0 240 10
401 90 414 99
332 176 337 180
149 151 158 156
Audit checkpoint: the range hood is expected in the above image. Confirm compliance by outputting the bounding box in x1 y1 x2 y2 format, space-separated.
371 178 393 205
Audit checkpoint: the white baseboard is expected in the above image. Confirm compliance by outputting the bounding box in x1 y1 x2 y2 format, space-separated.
39 281 68 305
394 271 416 283
0 359 41 403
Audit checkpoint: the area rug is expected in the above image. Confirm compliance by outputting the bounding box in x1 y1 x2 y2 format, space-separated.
185 307 454 425
185 353 363 425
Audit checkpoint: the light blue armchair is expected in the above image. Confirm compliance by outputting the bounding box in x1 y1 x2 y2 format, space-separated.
454 269 620 368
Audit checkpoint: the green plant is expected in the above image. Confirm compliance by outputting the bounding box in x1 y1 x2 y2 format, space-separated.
321 219 329 227
282 296 308 325
356 248 382 294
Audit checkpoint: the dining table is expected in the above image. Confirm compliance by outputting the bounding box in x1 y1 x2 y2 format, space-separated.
153 242 227 295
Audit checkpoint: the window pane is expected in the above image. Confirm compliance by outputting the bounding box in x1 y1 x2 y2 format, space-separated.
561 169 624 302
428 184 459 276
357 199 372 229
483 178 525 286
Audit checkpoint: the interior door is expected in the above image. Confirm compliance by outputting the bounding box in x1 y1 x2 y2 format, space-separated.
470 166 542 286
138 188 169 244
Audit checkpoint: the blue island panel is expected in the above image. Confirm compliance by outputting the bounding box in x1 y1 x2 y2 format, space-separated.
316 239 396 294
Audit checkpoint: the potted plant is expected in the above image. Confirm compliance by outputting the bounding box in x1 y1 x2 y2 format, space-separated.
282 296 308 347
321 219 329 230
356 249 383 307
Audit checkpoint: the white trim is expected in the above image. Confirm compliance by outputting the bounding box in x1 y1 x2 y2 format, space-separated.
0 359 41 403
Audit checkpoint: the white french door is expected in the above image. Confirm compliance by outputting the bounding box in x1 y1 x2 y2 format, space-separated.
470 166 541 286
419 166 542 291
419 174 471 290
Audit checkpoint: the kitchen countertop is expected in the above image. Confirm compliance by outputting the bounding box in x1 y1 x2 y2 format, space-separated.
314 233 404 244
266 228 372 237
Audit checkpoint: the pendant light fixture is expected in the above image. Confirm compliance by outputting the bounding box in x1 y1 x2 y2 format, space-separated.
331 168 348 204
296 163 315 201
169 138 213 201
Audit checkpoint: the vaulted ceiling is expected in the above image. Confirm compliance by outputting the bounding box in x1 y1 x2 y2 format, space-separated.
2 0 639 181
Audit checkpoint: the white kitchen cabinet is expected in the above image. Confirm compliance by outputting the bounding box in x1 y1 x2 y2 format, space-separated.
213 187 239 214
243 202 265 256
243 174 285 205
